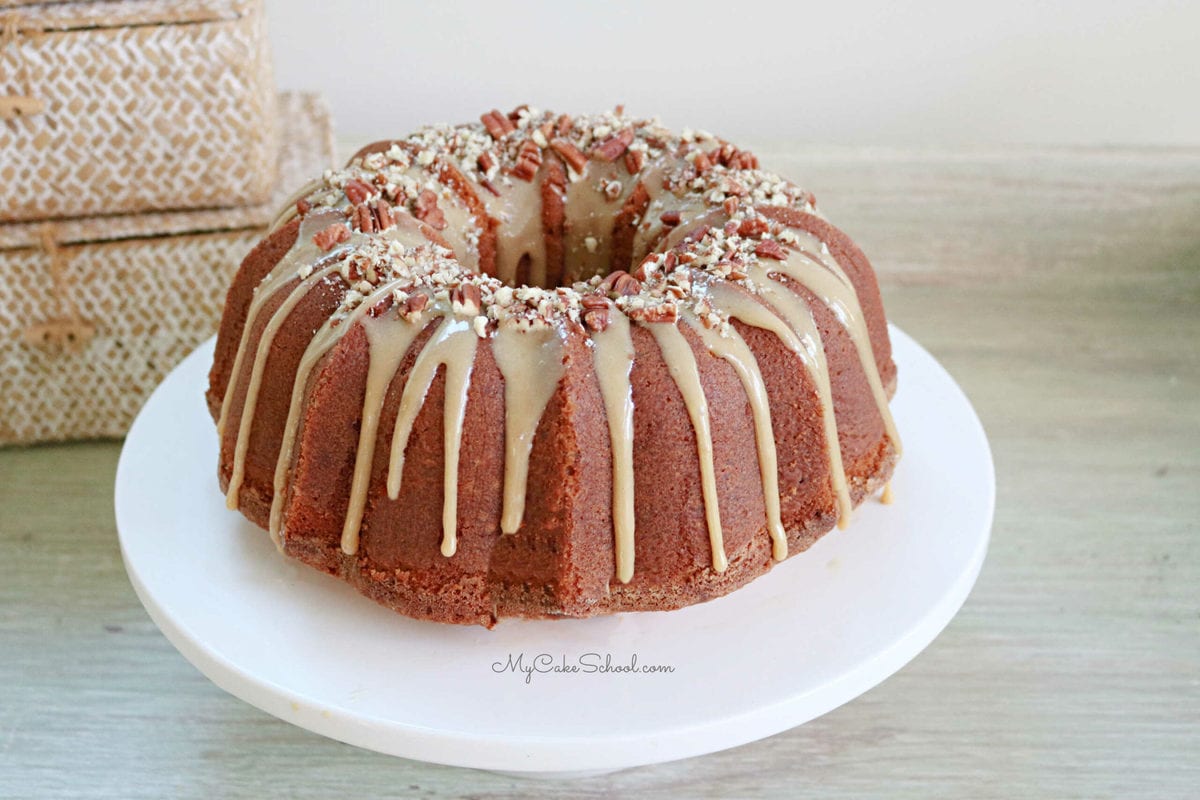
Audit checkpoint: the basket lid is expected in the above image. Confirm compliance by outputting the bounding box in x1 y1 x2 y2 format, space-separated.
0 0 258 31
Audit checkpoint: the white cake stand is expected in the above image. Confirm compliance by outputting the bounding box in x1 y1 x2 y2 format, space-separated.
116 325 993 777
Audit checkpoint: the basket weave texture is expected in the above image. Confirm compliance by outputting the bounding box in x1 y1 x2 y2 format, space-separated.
1 0 276 222
0 92 334 445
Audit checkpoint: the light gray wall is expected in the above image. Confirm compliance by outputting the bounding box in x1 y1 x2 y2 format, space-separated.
266 0 1197 146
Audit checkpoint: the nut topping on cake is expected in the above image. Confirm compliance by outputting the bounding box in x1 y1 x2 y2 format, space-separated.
313 223 350 251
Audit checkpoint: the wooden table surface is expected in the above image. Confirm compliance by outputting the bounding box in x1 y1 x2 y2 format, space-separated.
2 145 1197 799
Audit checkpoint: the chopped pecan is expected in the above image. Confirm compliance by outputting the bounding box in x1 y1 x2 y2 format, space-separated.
735 151 759 169
374 198 395 231
477 151 495 173
295 197 311 216
480 178 501 197
723 197 740 216
723 177 749 197
580 293 611 310
367 295 393 318
662 251 678 271
414 189 447 230
555 114 573 136
601 270 640 296
632 258 652 282
580 307 609 331
404 292 430 316
583 308 610 332
481 109 516 139
691 151 713 174
754 240 788 260
451 283 482 316
352 202 376 233
591 128 634 162
624 148 644 174
738 217 770 237
344 178 376 205
660 210 681 227
313 223 350 251
714 143 738 166
510 140 543 181
550 138 588 173
637 303 678 324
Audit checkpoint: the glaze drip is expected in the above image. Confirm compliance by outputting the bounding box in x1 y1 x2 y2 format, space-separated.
645 321 728 574
224 258 344 509
590 309 637 583
341 315 425 552
491 323 565 534
686 306 788 561
381 316 478 558
707 277 853 527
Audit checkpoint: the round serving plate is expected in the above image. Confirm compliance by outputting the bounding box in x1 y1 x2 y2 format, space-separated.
115 325 993 777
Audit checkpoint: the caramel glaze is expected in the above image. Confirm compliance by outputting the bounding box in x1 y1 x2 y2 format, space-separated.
207 110 899 626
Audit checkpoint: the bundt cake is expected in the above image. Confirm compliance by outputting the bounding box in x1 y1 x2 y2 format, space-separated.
207 106 901 627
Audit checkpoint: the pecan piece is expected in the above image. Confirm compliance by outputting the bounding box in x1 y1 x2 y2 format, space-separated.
722 177 749 197
373 198 395 231
404 292 430 317
352 202 376 233
638 303 678 324
481 109 516 140
313 223 350 251
754 240 788 260
295 197 311 216
367 295 393 318
735 151 759 170
723 197 740 216
510 139 543 181
624 148 645 174
660 210 681 227
580 293 611 311
691 151 713 174
601 270 640 297
583 308 610 332
738 217 770 238
413 189 447 230
344 178 376 205
591 128 634 162
451 283 482 316
550 138 588 174
477 151 495 174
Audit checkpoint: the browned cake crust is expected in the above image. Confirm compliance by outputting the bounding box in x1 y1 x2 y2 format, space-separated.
208 108 900 627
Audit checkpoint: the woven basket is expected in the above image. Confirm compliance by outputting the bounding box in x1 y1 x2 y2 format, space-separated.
0 92 334 445
0 0 275 223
